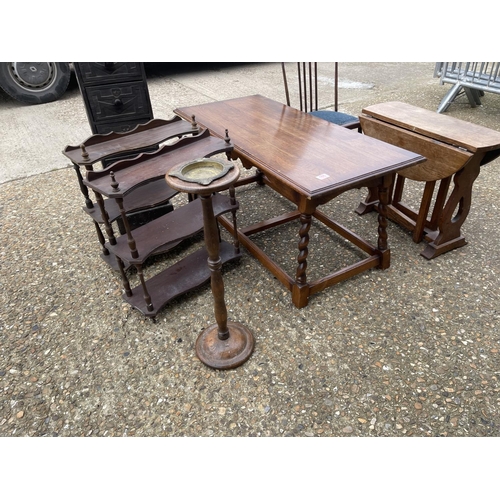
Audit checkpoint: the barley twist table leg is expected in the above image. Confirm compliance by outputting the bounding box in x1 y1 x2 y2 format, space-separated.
377 176 391 269
296 213 311 285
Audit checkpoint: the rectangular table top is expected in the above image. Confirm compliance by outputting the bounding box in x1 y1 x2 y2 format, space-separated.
362 101 500 153
175 95 425 200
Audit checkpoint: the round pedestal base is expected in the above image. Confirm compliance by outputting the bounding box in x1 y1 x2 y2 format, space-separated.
195 321 255 370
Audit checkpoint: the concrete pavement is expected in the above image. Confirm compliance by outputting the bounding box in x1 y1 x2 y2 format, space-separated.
1 63 500 442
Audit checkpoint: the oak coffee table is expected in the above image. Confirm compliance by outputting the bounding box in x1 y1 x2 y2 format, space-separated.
175 95 425 308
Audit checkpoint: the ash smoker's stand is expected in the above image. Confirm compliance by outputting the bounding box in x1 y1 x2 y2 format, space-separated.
166 158 255 370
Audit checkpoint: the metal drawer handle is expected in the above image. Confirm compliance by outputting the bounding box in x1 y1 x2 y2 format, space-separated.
114 98 123 108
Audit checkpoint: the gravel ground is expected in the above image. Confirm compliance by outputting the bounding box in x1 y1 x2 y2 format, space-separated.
1 63 500 441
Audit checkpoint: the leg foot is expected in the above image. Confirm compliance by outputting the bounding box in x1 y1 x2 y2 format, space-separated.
421 236 467 260
196 321 255 370
355 186 380 215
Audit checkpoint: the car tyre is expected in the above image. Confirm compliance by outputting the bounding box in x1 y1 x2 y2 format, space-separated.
0 62 71 104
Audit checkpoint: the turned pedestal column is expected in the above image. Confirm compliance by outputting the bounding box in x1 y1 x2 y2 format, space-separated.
166 158 255 370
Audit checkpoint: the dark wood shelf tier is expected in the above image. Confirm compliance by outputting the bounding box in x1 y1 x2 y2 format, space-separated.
100 249 130 272
83 179 179 224
105 194 238 265
100 239 187 273
124 241 241 318
63 116 200 166
84 130 232 197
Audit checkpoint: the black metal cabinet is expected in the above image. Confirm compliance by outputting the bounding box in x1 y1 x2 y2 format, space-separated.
74 62 154 134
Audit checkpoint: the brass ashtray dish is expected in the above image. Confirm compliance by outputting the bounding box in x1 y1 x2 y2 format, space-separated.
168 158 234 186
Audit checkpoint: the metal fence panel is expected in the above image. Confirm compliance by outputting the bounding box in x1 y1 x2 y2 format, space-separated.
434 62 500 112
